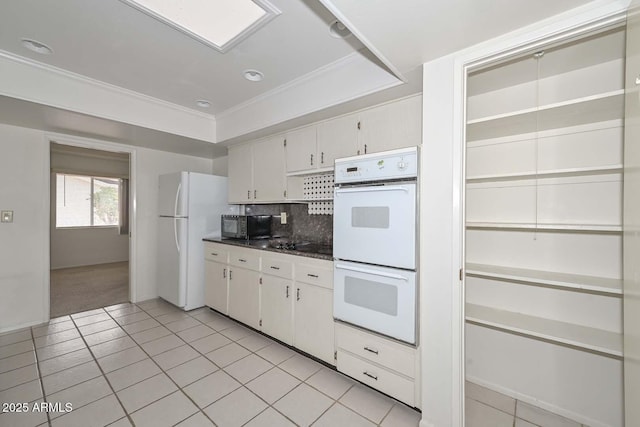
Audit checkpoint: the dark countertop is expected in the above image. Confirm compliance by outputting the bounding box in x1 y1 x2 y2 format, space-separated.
203 237 333 261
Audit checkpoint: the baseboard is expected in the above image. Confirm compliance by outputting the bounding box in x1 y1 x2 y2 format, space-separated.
50 259 129 270
0 319 46 335
466 376 611 427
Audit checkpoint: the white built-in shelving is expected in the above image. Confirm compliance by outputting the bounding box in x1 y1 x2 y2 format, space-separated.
466 304 622 357
464 26 625 427
465 263 622 295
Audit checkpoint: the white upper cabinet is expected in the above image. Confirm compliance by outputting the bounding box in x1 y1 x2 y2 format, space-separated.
228 95 423 203
317 112 360 167
228 137 286 203
285 127 317 173
253 136 286 202
359 95 422 154
228 143 253 203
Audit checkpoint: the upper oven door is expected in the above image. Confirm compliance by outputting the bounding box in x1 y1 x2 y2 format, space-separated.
333 182 416 270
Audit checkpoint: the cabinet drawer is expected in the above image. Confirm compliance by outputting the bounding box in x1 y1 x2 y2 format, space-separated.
204 243 228 263
337 350 415 407
335 323 415 378
262 256 293 279
229 250 260 271
296 262 333 289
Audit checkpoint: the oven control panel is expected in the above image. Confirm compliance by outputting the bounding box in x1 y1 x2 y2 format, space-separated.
334 147 418 183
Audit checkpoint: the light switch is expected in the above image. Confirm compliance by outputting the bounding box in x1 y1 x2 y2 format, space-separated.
1 210 13 223
280 212 287 224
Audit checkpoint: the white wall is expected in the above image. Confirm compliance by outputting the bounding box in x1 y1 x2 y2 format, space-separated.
212 156 228 177
50 227 129 270
0 123 49 332
50 149 130 269
419 54 463 427
418 3 630 426
0 121 214 332
133 147 213 302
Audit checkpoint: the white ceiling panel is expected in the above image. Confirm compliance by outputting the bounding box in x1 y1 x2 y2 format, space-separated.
0 0 363 114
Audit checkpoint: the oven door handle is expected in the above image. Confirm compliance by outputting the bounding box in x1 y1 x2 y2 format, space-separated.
335 264 409 281
334 186 409 195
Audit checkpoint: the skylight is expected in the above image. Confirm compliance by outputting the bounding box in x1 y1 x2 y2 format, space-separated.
123 0 280 52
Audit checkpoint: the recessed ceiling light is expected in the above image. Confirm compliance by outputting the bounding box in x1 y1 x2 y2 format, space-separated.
243 69 264 82
21 38 53 55
196 100 211 108
329 20 352 39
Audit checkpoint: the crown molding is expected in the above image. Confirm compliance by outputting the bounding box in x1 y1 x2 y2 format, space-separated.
0 49 217 143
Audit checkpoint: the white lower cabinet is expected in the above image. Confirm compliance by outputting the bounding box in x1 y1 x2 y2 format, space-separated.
204 244 335 365
228 255 261 330
204 243 229 314
204 260 228 314
335 322 419 408
261 267 294 345
294 281 335 365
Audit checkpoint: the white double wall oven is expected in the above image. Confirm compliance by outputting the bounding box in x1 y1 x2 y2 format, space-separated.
333 147 419 345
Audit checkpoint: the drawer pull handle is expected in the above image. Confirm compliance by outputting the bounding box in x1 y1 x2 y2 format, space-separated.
238 259 247 263
211 252 218 256
286 285 289 298
223 268 226 279
307 274 319 278
297 288 300 301
270 266 280 270
363 371 378 381
229 270 233 280
363 347 379 355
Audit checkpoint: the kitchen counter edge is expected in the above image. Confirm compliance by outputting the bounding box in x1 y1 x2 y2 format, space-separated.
203 238 333 261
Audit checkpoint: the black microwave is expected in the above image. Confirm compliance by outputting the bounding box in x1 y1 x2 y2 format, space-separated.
221 215 272 240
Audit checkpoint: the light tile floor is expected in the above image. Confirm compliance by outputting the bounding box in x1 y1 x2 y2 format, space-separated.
465 381 590 427
0 299 421 427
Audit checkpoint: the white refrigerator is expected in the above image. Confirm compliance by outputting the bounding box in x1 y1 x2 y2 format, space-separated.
157 172 237 310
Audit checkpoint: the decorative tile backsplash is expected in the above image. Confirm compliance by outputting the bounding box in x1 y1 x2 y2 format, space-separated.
244 203 333 245
303 173 334 215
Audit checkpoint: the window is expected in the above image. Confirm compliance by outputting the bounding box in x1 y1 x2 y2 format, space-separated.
56 174 121 228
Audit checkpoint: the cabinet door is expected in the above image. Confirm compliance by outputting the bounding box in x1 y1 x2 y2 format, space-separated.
317 113 359 166
294 282 335 365
228 267 260 329
286 127 318 173
360 96 422 154
204 260 228 314
261 275 294 344
228 144 253 203
253 137 286 202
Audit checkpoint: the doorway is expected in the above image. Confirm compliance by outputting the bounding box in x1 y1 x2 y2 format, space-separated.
49 142 131 317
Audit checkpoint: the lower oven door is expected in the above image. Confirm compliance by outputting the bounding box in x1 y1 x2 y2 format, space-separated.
334 261 416 344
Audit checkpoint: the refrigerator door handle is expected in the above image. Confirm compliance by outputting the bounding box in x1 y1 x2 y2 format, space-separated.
174 183 182 217
174 218 180 253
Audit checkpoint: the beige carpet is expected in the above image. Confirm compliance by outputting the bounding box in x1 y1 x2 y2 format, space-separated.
50 261 129 317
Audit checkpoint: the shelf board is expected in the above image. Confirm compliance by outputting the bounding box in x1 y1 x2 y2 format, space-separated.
466 165 622 183
465 263 622 295
465 222 622 232
286 167 334 177
465 304 622 357
466 90 624 141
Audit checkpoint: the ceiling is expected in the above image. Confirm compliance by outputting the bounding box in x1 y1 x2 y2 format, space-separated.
0 0 624 156
0 0 364 114
320 0 598 76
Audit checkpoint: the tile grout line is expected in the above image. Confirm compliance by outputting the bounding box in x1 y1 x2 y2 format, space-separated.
44 300 407 427
29 325 52 427
66 309 136 427
181 305 368 427
110 302 220 426
137 302 305 426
